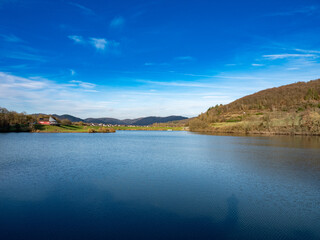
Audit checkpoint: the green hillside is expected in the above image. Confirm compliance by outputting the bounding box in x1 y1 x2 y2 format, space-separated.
189 79 320 135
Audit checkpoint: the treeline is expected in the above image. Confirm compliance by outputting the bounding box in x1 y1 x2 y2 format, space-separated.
0 107 36 132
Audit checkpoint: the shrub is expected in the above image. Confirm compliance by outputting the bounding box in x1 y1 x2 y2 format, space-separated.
98 127 115 133
297 107 304 112
304 88 319 101
189 118 209 131
88 128 96 133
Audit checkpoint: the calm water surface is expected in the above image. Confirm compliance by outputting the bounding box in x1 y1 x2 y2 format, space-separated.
0 131 319 239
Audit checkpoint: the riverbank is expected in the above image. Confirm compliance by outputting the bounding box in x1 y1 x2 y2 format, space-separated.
113 126 185 131
0 124 186 133
189 120 320 136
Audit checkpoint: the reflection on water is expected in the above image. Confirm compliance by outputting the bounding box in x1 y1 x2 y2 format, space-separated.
223 194 239 231
0 188 240 239
0 131 319 239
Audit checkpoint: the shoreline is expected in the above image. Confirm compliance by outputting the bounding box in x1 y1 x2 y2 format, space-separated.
0 124 184 133
189 129 320 136
2 129 320 137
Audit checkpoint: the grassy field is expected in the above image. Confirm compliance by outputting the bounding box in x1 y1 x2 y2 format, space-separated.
32 125 116 133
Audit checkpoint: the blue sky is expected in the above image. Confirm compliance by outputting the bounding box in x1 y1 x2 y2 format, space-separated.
0 0 320 118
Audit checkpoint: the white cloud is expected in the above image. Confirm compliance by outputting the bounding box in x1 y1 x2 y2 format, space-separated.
263 54 317 60
89 38 107 50
252 63 264 66
70 69 76 76
70 80 96 89
110 16 125 28
68 35 84 44
0 72 109 117
68 35 119 52
0 72 47 90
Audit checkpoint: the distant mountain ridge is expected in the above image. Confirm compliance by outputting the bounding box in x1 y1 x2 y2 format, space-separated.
52 114 188 126
52 114 83 123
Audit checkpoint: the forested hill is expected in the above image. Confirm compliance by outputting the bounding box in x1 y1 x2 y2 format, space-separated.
189 79 320 135
209 79 320 115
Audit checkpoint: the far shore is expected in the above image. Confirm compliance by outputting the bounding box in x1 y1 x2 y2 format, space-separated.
0 124 186 133
2 124 320 136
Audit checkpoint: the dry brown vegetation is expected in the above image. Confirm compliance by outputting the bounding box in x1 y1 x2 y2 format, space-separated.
189 79 320 135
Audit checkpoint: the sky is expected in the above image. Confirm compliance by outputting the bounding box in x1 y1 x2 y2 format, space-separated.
0 0 320 119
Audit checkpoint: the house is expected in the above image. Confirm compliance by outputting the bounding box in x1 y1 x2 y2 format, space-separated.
38 116 59 125
49 116 58 125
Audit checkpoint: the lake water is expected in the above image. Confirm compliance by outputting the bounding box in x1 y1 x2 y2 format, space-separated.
0 131 319 239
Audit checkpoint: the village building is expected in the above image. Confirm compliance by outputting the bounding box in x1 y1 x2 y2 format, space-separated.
38 116 59 125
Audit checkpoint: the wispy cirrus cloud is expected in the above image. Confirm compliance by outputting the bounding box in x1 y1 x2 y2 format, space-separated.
144 62 169 66
144 56 193 67
70 80 96 89
263 53 318 60
266 5 318 16
0 72 48 90
0 72 98 92
293 48 320 54
0 72 106 117
68 2 95 15
68 35 85 44
0 34 23 43
5 51 47 62
138 79 214 88
68 35 119 52
174 56 194 61
0 36 47 63
252 63 265 67
110 16 125 28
